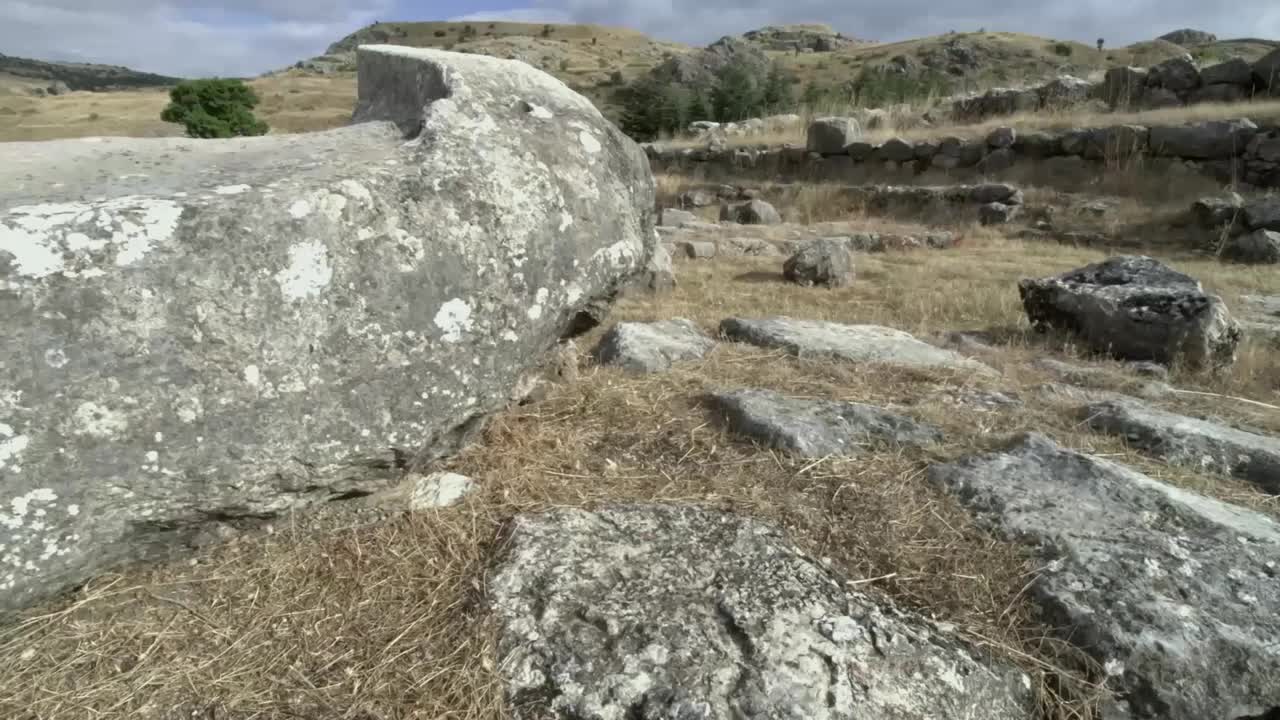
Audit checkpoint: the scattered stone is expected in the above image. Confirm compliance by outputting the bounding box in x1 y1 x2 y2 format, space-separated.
876 137 917 162
979 201 1018 225
635 242 676 293
720 198 782 225
986 126 1016 148
1189 83 1247 104
806 116 862 155
490 504 1035 720
678 188 717 208
594 319 715 373
1147 56 1201 94
1223 229 1280 264
709 388 942 457
1244 196 1280 231
1018 256 1241 370
968 182 1023 205
1032 357 1112 384
719 236 785 256
1083 399 1280 494
719 317 996 374
1199 58 1254 86
677 240 717 259
1102 66 1149 107
930 433 1280 720
410 472 476 510
783 238 855 288
1189 192 1244 229
0 45 655 613
1127 361 1170 380
661 208 698 227
977 148 1016 173
1012 131 1062 157
845 140 875 160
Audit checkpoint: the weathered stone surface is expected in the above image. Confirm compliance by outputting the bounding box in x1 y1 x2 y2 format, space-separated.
978 201 1019 225
1012 131 1062 157
409 471 476 510
719 317 996 374
1189 192 1244 229
629 241 676 294
875 137 916 162
1018 256 1241 370
720 199 782 225
1083 399 1280 493
929 433 1280 720
661 208 698 227
720 236 785 256
1188 83 1248 104
678 239 717 259
1244 196 1280 231
968 182 1023 205
709 388 942 457
1253 48 1280 91
1158 28 1218 45
1199 58 1254 86
1103 66 1148 107
783 238 855 288
595 319 715 373
1140 86 1182 109
1223 228 1280 264
986 126 1016 148
0 46 655 613
977 147 1016 173
490 504 1034 720
806 116 862 155
1148 119 1257 159
1147 56 1201 94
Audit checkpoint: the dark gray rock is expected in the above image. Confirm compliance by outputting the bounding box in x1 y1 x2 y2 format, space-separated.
1253 48 1280 92
783 238 855 288
1199 58 1254 86
1157 28 1218 45
1140 86 1182 109
845 141 875 160
1127 361 1170 380
1147 56 1201 94
969 182 1023 205
1102 66 1149 107
1148 119 1257 159
1244 196 1280 231
977 148 1016 173
806 116 862 155
709 388 942 457
719 317 996 374
875 137 917 162
1037 75 1094 108
979 202 1019 225
490 504 1035 720
1188 83 1248 104
1013 131 1062 157
1018 256 1241 370
1189 192 1244 229
1223 229 1280 264
986 126 1016 148
720 199 782 225
0 46 655 614
679 188 717 208
678 239 717 259
929 433 1280 720
595 319 715 373
1083 399 1280 493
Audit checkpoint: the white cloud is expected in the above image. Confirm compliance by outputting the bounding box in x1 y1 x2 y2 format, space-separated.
449 8 574 24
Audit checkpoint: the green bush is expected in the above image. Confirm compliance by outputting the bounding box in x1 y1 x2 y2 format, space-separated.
1052 42 1074 57
616 57 795 140
160 79 268 139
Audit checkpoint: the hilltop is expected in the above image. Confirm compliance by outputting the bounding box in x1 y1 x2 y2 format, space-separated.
0 52 182 93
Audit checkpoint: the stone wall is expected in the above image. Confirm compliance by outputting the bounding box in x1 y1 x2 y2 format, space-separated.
646 118 1280 190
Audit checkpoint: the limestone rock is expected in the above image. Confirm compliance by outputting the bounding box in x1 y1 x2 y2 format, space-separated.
806 117 862 155
709 388 942 457
1223 229 1280 264
409 472 475 510
875 137 916 162
661 208 698 227
1148 119 1257 159
720 236 785 256
678 240 717 259
594 319 715 373
0 46 655 614
1189 83 1247 104
1102 66 1148 107
720 199 782 225
719 317 996 374
1158 28 1218 45
929 433 1280 720
1018 256 1241 370
1252 48 1280 92
490 504 1034 720
1189 192 1244 229
1083 399 1280 494
783 238 855 288
978 201 1019 225
630 241 676 293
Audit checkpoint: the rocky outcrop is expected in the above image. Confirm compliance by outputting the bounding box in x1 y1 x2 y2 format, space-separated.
490 504 1034 720
806 117 862 155
1223 228 1280 264
0 46 655 614
719 317 996 374
1148 118 1257 159
929 433 1280 720
595 319 716 373
783 238 855 288
1018 256 1241 370
720 198 781 225
709 389 942 457
1082 399 1280 493
0 51 181 91
1157 28 1218 45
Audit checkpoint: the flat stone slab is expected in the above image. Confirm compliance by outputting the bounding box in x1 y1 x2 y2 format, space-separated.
719 317 996 374
1082 399 1280 494
594 318 716 373
708 388 943 457
929 433 1280 720
490 504 1034 720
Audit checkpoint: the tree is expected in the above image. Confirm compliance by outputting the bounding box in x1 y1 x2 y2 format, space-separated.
541 24 553 38
160 79 268 139
762 62 796 113
711 61 762 122
1097 38 1105 51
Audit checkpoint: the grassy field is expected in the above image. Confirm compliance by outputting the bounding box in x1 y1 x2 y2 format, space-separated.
1 195 1276 718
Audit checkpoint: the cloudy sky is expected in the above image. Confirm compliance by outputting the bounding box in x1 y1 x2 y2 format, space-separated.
2 0 1278 78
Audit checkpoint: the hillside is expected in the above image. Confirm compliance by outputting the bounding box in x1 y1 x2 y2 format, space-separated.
0 52 182 93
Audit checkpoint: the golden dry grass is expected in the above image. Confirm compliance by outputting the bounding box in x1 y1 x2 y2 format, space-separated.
1 211 1277 719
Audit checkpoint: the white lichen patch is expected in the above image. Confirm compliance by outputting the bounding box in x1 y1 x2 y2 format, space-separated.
243 365 262 387
578 130 602 154
434 299 473 343
319 193 348 222
213 184 251 195
338 180 373 207
1 488 56 530
527 104 553 120
0 435 30 472
275 240 333 301
558 211 573 231
0 196 184 278
43 349 68 369
288 200 312 219
70 401 129 439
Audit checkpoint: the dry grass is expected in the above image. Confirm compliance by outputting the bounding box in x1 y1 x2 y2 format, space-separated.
1 218 1277 719
661 98 1280 150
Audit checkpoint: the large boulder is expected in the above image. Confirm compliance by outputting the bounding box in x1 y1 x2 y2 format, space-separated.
1223 229 1280 264
594 319 715 373
490 504 1034 720
1253 48 1280 93
1148 118 1257 159
1157 28 1218 45
1146 56 1201 94
0 46 655 614
805 117 862 155
929 433 1280 720
720 198 782 225
783 238 855 288
1102 66 1149 108
1018 256 1241 370
1198 58 1254 86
